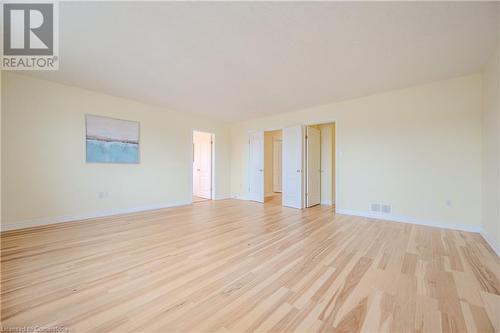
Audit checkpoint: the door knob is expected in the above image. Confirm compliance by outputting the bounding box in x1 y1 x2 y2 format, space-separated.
259 169 263 172
296 169 301 173
197 168 201 171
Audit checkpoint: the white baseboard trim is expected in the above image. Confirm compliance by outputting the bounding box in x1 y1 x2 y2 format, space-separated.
335 209 482 233
1 201 191 232
479 228 500 257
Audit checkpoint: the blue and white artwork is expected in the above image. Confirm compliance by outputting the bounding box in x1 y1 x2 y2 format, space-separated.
86 115 140 163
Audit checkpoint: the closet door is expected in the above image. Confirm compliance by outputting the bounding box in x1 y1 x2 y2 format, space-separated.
282 126 304 209
306 127 321 207
248 131 264 202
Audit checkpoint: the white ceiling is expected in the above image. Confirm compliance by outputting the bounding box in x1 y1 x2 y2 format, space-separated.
26 2 499 121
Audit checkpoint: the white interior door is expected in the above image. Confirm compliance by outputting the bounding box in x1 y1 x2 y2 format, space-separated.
193 140 201 196
273 140 282 192
306 127 321 207
193 131 212 199
248 131 264 202
320 124 333 205
283 126 304 209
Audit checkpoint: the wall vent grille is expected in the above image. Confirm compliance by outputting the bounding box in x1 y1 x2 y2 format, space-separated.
381 204 392 214
370 203 392 214
370 203 381 212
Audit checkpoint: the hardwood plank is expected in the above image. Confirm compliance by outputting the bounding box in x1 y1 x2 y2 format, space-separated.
1 197 498 332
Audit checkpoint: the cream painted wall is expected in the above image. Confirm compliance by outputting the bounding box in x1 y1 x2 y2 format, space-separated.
481 37 500 252
1 73 231 229
231 74 482 229
264 131 273 196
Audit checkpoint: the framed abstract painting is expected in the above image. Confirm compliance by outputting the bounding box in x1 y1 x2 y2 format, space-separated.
85 115 140 164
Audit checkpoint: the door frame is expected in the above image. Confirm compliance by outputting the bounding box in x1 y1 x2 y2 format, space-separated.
245 119 338 211
192 130 215 202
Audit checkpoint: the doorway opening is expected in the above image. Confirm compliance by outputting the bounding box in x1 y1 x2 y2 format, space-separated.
247 129 283 205
265 130 283 205
248 123 335 209
305 123 335 208
193 131 214 203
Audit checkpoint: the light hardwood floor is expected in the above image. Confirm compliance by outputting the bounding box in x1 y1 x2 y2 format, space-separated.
1 199 499 333
193 196 210 203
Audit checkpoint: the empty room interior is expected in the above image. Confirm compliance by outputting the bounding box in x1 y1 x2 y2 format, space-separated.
1 2 500 332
